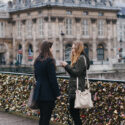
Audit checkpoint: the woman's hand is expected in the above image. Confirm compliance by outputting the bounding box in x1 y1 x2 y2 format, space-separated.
57 96 61 100
60 61 68 67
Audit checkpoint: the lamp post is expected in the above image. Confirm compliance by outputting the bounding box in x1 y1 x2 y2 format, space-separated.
118 39 123 62
120 39 122 47
60 31 65 60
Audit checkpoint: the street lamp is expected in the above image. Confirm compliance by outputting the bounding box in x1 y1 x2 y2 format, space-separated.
60 31 65 60
118 39 123 62
120 39 122 45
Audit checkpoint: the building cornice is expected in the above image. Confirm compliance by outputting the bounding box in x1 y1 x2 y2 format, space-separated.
8 3 120 14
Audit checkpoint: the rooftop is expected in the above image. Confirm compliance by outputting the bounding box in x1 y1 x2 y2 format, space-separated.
0 1 8 11
0 1 9 19
8 0 120 12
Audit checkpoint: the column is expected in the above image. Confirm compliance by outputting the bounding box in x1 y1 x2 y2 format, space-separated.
76 18 81 41
12 21 16 64
107 19 112 62
48 16 51 38
91 18 97 61
112 19 117 59
44 16 48 39
32 18 37 63
58 17 65 60
21 20 26 65
5 43 10 65
52 17 57 59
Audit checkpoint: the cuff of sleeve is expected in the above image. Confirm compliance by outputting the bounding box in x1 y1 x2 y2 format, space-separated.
64 64 69 70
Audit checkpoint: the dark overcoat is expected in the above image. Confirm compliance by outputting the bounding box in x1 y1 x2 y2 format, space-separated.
34 58 60 101
65 54 90 98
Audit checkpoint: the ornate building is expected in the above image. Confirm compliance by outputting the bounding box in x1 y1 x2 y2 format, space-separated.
117 8 125 62
0 0 120 66
0 1 12 65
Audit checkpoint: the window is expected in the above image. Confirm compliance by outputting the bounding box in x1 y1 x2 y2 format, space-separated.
0 53 5 65
28 44 33 61
38 10 42 14
66 18 72 35
84 44 89 57
17 21 21 38
99 12 104 16
65 44 72 62
27 20 32 37
119 23 125 41
17 44 22 65
97 44 104 60
19 0 21 3
0 44 5 65
38 18 44 37
66 11 72 15
0 22 5 37
98 20 104 36
27 12 30 16
82 19 89 36
83 11 88 16
18 44 22 50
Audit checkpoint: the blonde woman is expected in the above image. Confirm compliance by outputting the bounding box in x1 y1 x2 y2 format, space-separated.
61 42 90 125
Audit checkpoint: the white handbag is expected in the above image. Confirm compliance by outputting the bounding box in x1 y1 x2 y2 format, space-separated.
74 56 93 109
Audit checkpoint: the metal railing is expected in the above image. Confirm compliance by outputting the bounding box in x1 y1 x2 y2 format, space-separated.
0 71 125 83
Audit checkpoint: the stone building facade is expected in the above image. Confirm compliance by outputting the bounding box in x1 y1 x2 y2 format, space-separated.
0 3 13 65
117 8 125 61
0 0 120 66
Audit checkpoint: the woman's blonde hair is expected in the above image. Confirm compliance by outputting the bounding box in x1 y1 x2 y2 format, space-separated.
71 42 84 66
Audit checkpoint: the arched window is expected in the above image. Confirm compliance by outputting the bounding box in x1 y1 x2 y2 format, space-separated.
0 44 6 65
97 44 104 60
18 44 22 50
84 44 89 57
16 44 22 65
28 44 33 61
65 44 72 62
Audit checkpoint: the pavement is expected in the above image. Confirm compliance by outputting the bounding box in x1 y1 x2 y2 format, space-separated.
0 111 38 125
1 111 124 125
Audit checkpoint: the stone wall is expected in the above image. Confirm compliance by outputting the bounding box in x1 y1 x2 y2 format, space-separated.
89 64 125 80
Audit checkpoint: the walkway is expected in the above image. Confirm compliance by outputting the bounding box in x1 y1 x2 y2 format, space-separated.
0 111 38 125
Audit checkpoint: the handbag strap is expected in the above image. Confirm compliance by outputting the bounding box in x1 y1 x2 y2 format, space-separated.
76 55 90 90
76 77 79 90
83 56 90 89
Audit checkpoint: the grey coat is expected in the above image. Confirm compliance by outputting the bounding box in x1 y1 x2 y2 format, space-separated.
65 54 89 98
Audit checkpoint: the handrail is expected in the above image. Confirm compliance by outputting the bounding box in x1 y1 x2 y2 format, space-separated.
0 71 125 83
0 71 33 76
57 76 125 83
